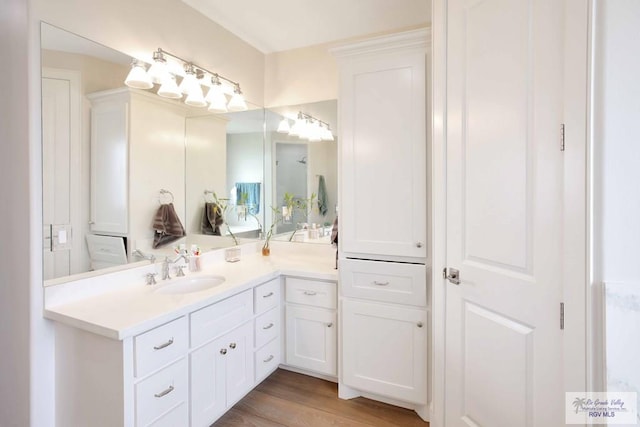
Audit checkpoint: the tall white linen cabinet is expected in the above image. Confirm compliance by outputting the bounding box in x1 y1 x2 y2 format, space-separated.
332 28 430 421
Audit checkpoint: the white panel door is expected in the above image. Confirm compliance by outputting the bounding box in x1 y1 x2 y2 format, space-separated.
42 69 82 279
285 305 337 375
224 321 254 407
444 0 569 426
190 338 226 427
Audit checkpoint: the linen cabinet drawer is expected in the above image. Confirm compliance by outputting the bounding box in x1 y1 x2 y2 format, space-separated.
254 278 280 314
285 278 336 309
135 358 188 427
134 316 188 378
255 337 281 382
191 290 253 347
255 306 280 349
340 259 427 306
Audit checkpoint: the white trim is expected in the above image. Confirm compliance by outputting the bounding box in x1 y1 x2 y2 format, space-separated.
561 0 590 396
429 0 447 426
329 28 430 59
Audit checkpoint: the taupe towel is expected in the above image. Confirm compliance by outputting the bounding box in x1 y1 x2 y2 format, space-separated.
152 203 186 248
201 202 224 236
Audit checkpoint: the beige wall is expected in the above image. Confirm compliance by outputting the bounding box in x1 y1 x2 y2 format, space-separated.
264 43 338 107
33 0 265 105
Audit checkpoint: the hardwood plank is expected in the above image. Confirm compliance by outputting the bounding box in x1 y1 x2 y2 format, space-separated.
214 369 428 427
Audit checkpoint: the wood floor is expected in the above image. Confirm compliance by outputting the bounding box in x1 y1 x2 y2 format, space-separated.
213 369 429 427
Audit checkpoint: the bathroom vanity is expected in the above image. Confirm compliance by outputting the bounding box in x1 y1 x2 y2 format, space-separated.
45 242 337 427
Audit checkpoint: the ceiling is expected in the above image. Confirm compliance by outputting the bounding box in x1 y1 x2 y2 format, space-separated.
181 0 431 54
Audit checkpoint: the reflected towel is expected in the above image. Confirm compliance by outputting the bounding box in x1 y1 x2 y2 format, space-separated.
317 175 328 216
236 182 261 214
152 202 186 248
201 202 223 236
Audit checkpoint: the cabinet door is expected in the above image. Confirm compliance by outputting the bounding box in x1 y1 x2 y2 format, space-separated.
342 298 427 404
286 305 337 376
224 321 255 406
339 41 427 259
90 97 128 234
190 337 226 427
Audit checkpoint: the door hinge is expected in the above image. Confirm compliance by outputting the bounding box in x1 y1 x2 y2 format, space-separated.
560 302 565 330
560 124 565 151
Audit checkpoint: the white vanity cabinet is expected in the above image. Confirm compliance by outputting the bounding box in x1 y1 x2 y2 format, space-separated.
332 29 429 261
53 277 284 427
284 277 337 376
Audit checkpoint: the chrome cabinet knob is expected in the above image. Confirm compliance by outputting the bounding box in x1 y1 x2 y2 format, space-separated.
229 342 237 349
417 322 424 328
220 348 227 355
416 242 423 248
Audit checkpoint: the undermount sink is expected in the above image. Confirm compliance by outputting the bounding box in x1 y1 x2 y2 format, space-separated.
153 275 225 295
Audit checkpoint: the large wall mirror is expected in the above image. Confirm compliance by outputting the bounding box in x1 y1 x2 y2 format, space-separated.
41 22 337 284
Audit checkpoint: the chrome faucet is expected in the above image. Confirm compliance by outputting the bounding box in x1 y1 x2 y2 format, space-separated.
132 249 156 264
162 253 189 280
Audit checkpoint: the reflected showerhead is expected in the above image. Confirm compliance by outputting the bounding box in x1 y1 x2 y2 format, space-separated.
298 156 307 165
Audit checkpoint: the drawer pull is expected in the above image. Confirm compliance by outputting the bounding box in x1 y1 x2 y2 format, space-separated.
153 338 174 350
154 385 174 398
373 281 390 286
262 323 274 330
229 342 237 349
220 348 227 355
303 291 317 296
263 292 274 298
327 322 333 328
263 355 274 363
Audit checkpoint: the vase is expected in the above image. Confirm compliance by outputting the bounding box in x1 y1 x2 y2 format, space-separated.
261 246 271 256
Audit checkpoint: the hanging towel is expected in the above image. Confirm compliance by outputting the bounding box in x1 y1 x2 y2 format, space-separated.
235 182 261 214
201 202 224 235
317 175 328 216
152 202 186 248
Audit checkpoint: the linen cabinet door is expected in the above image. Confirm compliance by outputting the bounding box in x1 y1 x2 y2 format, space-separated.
342 298 427 404
190 337 226 427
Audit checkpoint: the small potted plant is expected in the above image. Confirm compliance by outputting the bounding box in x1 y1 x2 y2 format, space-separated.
261 192 316 255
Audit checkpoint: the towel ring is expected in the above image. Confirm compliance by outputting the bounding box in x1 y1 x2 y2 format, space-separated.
204 190 215 202
159 189 174 204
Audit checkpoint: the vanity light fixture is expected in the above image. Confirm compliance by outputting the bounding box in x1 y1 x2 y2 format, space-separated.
124 48 247 112
277 111 334 142
124 59 153 89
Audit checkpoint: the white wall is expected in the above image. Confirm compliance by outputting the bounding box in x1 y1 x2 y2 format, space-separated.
0 1 31 426
592 0 640 409
226 132 264 230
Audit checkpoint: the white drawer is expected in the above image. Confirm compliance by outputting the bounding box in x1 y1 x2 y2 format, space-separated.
255 337 280 383
340 259 427 306
147 402 188 427
285 278 337 309
254 278 280 314
255 306 280 349
191 290 253 348
135 358 188 427
134 317 188 378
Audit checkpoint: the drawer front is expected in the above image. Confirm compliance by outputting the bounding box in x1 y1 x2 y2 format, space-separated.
147 402 188 427
191 290 253 348
135 316 188 378
255 306 280 349
255 337 280 383
285 278 337 309
254 278 280 314
340 259 427 306
136 358 188 427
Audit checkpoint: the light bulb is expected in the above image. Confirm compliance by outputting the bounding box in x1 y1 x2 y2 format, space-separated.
185 84 207 107
227 84 248 111
277 118 291 133
124 60 153 89
147 49 168 84
206 77 228 112
157 76 182 99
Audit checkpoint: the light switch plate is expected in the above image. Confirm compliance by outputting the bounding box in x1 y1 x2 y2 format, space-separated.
52 224 72 251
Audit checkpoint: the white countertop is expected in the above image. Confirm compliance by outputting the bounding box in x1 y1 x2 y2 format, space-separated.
44 241 338 341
